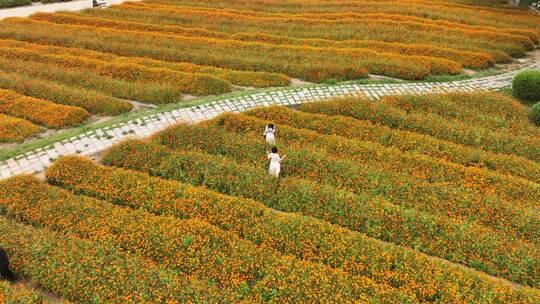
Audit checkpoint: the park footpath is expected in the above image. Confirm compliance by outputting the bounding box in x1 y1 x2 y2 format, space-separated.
0 0 137 19
0 60 539 179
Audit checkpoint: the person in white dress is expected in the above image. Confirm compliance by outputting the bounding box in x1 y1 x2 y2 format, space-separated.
263 123 276 144
267 147 286 178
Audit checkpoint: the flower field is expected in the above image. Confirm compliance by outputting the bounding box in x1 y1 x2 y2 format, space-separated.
0 91 539 302
0 281 47 303
0 0 537 143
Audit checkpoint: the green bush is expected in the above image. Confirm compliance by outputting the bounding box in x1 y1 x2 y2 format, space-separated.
513 70 540 102
0 0 31 8
530 102 540 126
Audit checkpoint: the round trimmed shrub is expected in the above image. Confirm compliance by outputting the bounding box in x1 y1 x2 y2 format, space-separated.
513 70 540 102
530 102 540 126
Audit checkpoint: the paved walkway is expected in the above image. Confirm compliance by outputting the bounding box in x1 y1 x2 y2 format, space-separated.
0 61 539 179
0 0 133 19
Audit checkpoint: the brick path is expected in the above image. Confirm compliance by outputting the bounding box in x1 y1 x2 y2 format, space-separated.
0 61 538 179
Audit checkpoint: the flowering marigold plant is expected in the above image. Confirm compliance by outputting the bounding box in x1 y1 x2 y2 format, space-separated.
102 138 540 299
0 113 41 142
0 215 236 303
0 89 89 128
0 281 49 303
45 154 540 302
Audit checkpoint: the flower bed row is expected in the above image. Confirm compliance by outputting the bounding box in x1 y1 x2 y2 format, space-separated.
0 281 48 303
0 174 398 303
113 2 530 59
45 154 540 302
0 17 464 81
246 102 540 184
148 0 538 42
0 46 231 96
0 89 89 128
0 114 40 143
103 138 540 292
300 97 540 163
0 215 233 303
33 11 494 68
42 157 414 303
379 93 538 136
127 1 535 52
1 37 291 89
0 55 182 105
188 114 539 246
160 0 540 33
84 6 513 64
0 69 132 116
232 7 539 42
246 106 540 209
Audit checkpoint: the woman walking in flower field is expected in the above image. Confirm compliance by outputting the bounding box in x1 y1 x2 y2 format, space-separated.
263 123 277 144
267 147 286 178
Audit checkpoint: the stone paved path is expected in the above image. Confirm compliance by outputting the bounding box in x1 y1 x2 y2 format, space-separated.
0 0 136 19
1 60 538 179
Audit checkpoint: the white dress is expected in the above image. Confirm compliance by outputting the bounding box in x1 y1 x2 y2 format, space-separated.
267 153 282 178
264 126 276 144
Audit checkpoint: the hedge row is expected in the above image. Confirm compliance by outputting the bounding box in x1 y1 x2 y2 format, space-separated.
0 114 41 143
112 2 529 58
0 18 465 81
0 56 182 105
245 106 540 209
189 114 539 245
0 281 48 303
160 0 540 33
0 69 132 116
1 37 291 89
300 97 540 163
0 46 231 96
379 93 538 136
249 103 540 184
43 157 415 303
103 138 540 291
0 174 400 303
0 89 89 128
0 215 234 303
46 154 540 302
36 11 494 68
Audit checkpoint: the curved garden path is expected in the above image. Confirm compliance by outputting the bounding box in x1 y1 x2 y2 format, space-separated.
0 58 538 179
0 0 137 19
